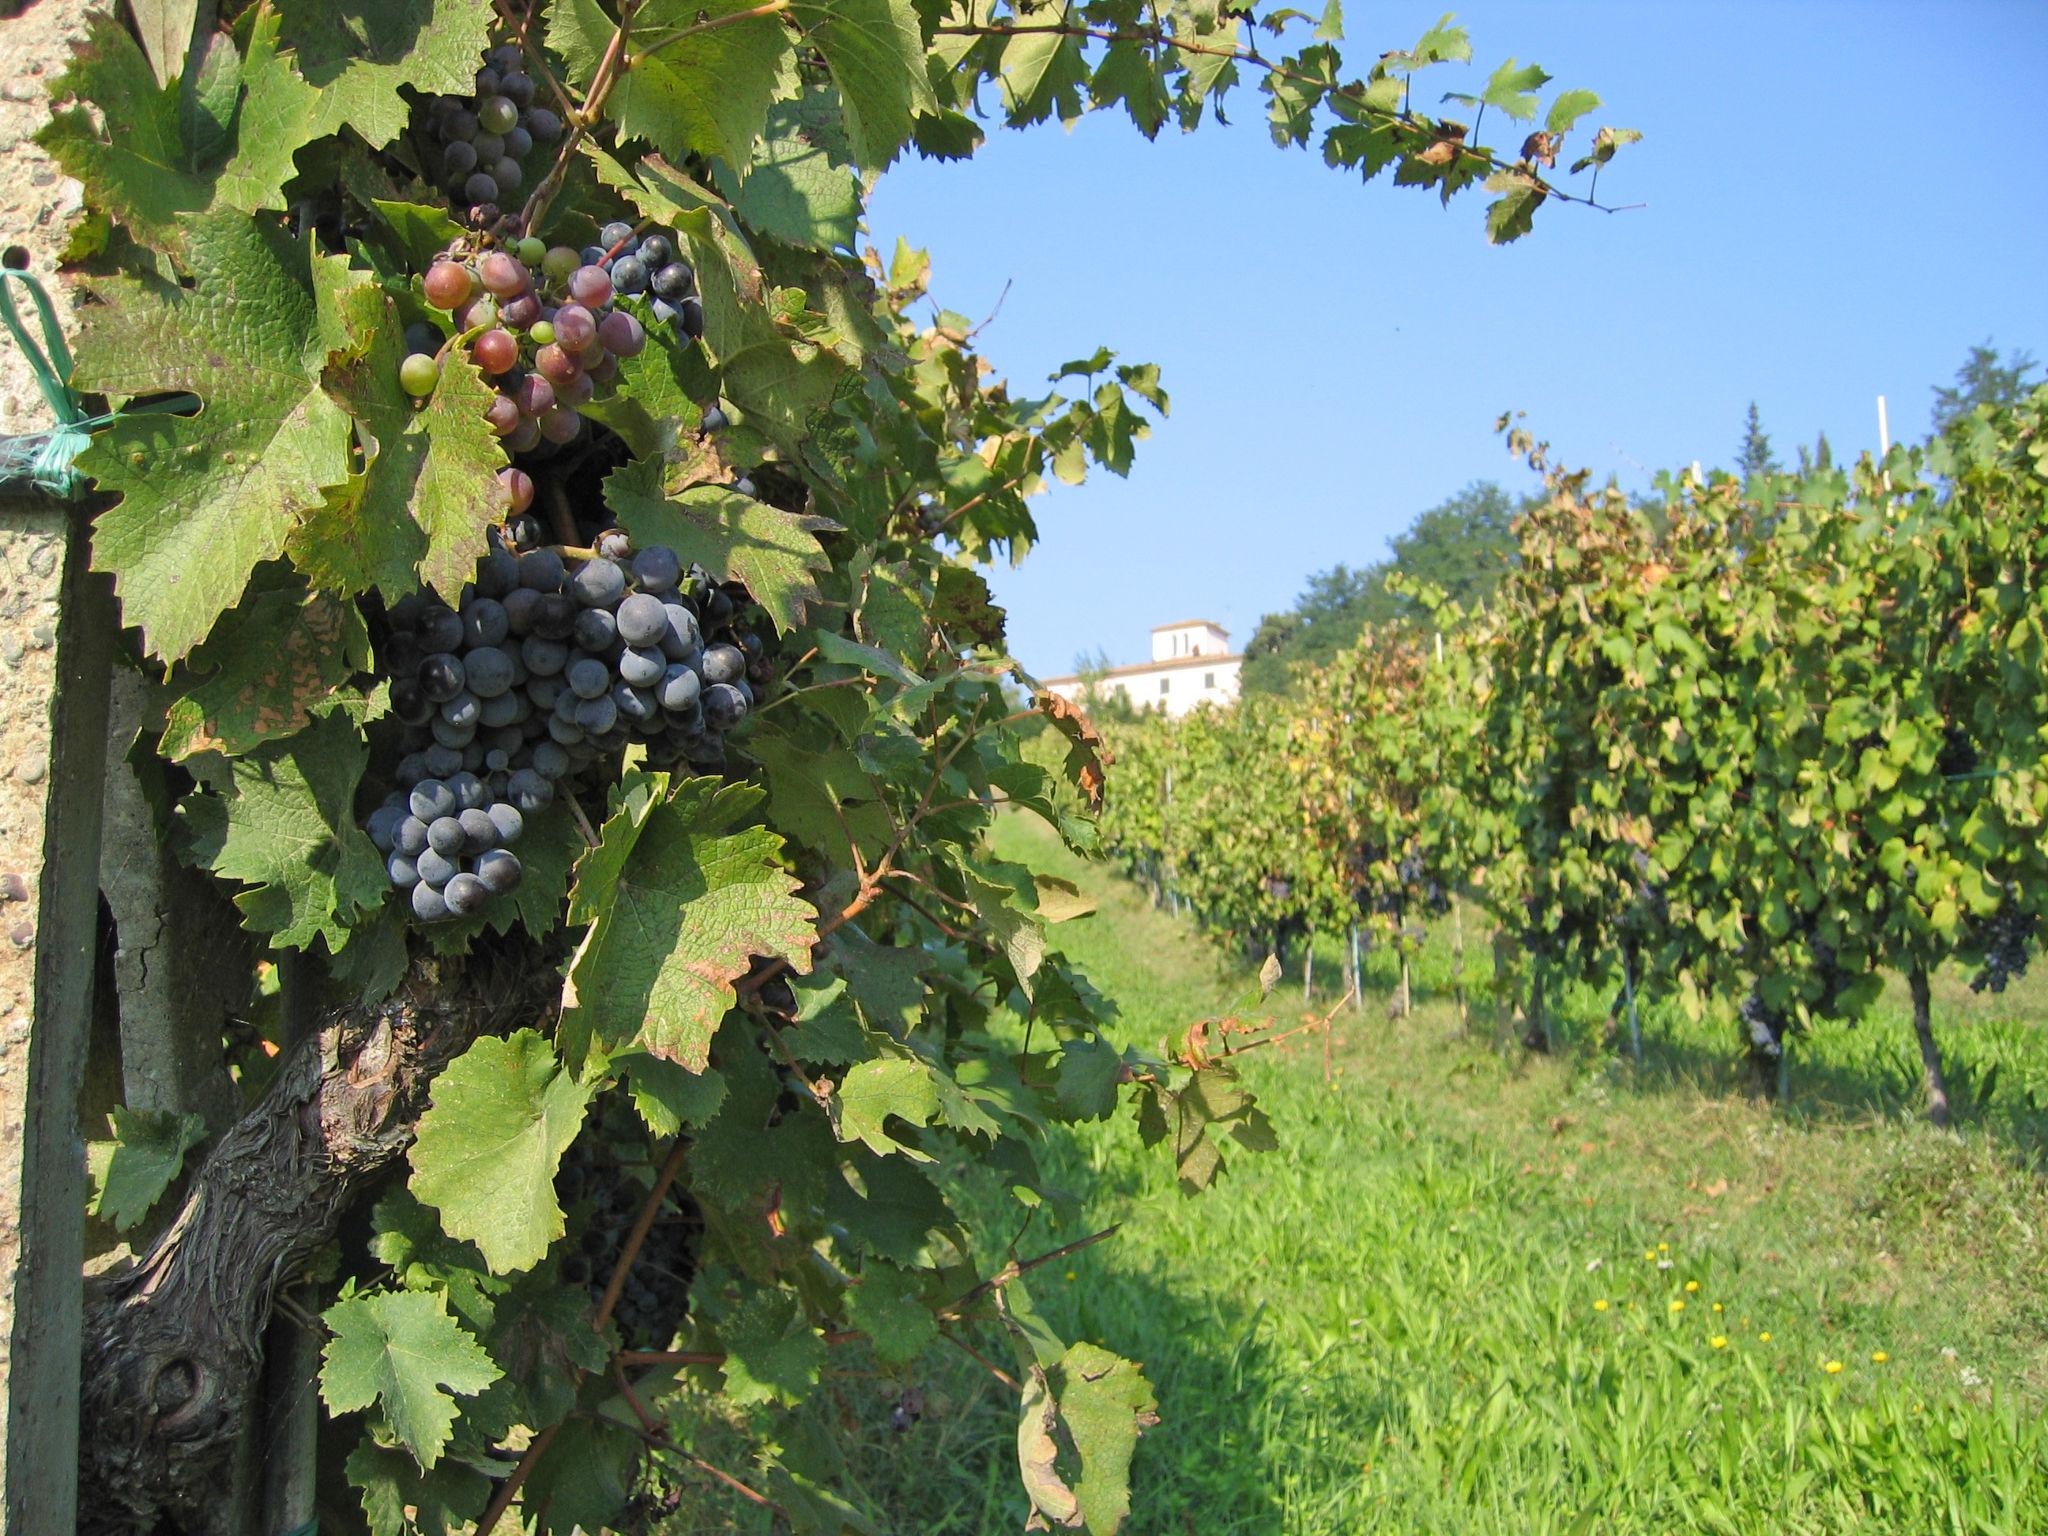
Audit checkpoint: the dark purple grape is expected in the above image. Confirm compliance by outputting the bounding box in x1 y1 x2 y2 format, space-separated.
444 872 490 916
508 768 553 811
702 682 748 730
638 235 673 267
630 546 680 592
448 770 489 811
521 636 569 676
553 303 597 351
419 607 465 653
573 608 617 652
463 172 499 206
411 881 450 921
415 847 458 888
519 549 565 591
574 694 618 734
617 646 664 687
615 591 668 647
458 807 499 852
598 310 645 358
650 261 694 298
424 744 464 779
461 598 510 648
419 653 466 702
463 644 515 697
427 816 466 857
441 692 482 729
570 559 626 609
568 656 611 699
475 849 523 894
487 802 524 844
609 255 647 295
535 593 578 640
701 643 745 685
524 106 563 141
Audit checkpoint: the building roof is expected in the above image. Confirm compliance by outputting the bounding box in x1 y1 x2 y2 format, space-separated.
1149 618 1228 633
1040 652 1244 687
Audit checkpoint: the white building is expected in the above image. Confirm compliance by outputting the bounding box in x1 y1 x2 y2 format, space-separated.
1041 620 1243 718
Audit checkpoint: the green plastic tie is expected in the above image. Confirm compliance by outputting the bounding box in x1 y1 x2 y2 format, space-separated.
0 268 105 499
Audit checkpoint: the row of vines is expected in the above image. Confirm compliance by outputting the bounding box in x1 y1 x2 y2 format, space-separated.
1095 395 2048 1118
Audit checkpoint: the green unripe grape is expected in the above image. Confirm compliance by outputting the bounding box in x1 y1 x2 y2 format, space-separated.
541 245 580 282
478 96 519 135
528 320 556 347
398 351 441 398
515 236 547 266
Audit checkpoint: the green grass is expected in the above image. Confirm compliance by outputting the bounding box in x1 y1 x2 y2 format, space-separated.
659 814 2048 1534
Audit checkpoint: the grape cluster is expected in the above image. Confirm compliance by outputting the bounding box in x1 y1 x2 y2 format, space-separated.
414 43 563 217
555 1136 698 1348
1739 986 1789 1059
361 515 765 924
1969 899 2036 994
399 221 700 452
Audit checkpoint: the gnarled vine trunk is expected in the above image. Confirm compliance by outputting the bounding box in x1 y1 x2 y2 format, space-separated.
77 944 558 1536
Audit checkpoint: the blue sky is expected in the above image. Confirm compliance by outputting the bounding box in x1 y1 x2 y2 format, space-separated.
865 1 2048 677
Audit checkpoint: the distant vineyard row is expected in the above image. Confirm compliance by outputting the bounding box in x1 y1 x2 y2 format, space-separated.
1087 393 2048 1119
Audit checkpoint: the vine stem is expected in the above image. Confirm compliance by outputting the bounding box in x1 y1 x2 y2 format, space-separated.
934 20 1630 213
491 0 578 120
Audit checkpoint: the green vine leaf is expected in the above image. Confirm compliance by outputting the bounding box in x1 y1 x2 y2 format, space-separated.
564 774 815 1072
86 1107 209 1231
550 0 796 167
160 569 373 758
607 465 835 634
409 1031 595 1275
219 0 498 214
715 1287 826 1407
36 11 229 251
844 1261 936 1365
789 0 937 169
294 279 509 603
177 709 388 951
320 1290 502 1470
73 211 357 662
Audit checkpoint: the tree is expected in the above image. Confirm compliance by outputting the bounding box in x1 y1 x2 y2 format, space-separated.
1931 341 2039 437
30 2 1631 1530
1737 401 1780 477
1242 482 1523 693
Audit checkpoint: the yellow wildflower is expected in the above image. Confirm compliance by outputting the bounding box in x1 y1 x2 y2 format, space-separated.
1712 1303 1724 1313
1824 1360 1844 1374
1759 1332 1772 1343
1711 1336 1728 1349
1872 1351 1889 1364
1657 1241 1669 1252
1684 1280 1700 1293
1594 1299 1609 1312
1669 1300 1686 1313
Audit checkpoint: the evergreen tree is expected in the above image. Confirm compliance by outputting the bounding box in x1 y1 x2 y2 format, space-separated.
1932 341 2039 437
1796 431 1834 476
1737 401 1780 477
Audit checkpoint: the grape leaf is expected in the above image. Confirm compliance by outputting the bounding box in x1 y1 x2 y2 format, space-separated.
346 1440 490 1536
789 0 936 169
409 1031 594 1275
617 1051 728 1136
36 12 223 251
218 0 497 214
73 211 356 662
564 775 814 1072
845 1262 935 1365
726 119 863 252
160 570 373 758
716 1287 826 1406
86 1106 208 1231
607 465 834 635
297 279 509 603
823 1148 951 1264
1050 1342 1157 1533
833 1057 939 1159
550 0 796 168
321 1290 502 1469
178 709 388 951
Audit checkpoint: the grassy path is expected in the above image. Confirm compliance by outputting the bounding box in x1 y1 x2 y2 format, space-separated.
670 815 2048 1534
972 814 2048 1534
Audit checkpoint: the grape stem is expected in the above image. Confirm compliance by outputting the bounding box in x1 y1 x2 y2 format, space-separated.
631 0 791 66
515 0 640 235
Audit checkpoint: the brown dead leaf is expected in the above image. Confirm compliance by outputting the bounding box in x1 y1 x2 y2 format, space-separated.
1037 691 1111 808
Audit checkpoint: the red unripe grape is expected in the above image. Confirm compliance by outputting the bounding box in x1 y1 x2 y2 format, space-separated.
506 418 542 451
588 355 618 386
539 407 582 444
423 260 472 310
485 394 522 435
598 310 646 358
558 369 595 406
552 303 596 351
478 250 528 297
535 344 582 386
514 373 555 416
454 294 498 331
499 292 541 328
567 264 612 307
498 467 535 513
473 328 519 375
576 336 607 370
